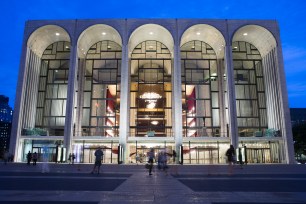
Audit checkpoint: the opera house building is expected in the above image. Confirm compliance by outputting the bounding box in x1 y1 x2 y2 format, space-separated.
10 19 295 164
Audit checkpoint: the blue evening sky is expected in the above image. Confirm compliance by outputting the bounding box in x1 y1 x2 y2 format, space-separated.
1 0 306 108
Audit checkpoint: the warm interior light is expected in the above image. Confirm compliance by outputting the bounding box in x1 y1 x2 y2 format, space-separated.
151 121 159 125
149 32 154 35
102 32 106 35
55 33 60 36
196 32 201 35
140 92 162 109
243 33 248 36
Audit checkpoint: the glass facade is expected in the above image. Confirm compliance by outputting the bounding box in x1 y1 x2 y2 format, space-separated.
232 41 268 137
130 41 172 137
35 41 70 136
181 41 220 137
81 41 122 137
12 20 292 164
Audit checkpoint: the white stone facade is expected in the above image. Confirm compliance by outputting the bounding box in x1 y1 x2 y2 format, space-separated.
10 19 295 164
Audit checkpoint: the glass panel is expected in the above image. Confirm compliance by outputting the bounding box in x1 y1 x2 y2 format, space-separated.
233 41 267 136
35 45 70 136
130 41 172 137
181 40 219 137
82 40 121 137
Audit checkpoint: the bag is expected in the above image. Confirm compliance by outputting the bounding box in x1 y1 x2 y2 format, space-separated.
145 163 150 169
226 149 230 156
232 155 237 162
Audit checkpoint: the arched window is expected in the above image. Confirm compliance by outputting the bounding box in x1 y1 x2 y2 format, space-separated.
232 41 267 137
81 41 122 137
181 40 220 137
130 40 172 137
35 41 71 136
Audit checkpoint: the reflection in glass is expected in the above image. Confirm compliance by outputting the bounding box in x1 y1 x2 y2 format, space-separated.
181 40 220 137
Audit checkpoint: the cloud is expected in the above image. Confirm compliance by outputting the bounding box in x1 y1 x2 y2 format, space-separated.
283 45 306 74
283 45 306 61
287 83 306 97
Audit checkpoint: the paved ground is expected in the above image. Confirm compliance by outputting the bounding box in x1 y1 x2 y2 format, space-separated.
1 163 306 203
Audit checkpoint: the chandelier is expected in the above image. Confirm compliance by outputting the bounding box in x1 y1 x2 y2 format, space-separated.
151 121 159 125
140 92 162 109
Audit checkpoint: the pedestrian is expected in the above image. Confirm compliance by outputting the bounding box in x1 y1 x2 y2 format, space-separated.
68 153 72 164
157 152 162 170
41 146 50 173
238 148 243 169
26 151 32 165
225 145 235 174
71 153 75 164
161 151 168 175
32 152 38 166
4 150 9 165
91 147 104 174
172 150 177 163
147 148 155 176
9 154 14 162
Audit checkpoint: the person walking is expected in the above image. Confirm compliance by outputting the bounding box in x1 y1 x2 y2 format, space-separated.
172 150 177 163
32 152 38 166
147 148 155 176
68 153 72 164
161 151 168 175
26 151 32 165
4 151 9 165
91 147 104 174
71 153 75 164
41 146 50 173
226 145 235 174
238 147 243 169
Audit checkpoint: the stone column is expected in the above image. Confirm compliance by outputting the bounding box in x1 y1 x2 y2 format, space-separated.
274 46 295 164
224 45 238 148
10 44 29 161
217 59 226 137
173 41 183 161
75 58 85 137
119 41 129 163
64 42 78 158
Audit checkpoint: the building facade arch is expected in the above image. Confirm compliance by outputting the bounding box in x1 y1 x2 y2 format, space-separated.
10 19 294 164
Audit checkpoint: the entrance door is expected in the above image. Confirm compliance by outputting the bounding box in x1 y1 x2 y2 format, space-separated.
32 147 57 162
246 147 271 163
83 147 117 164
182 146 219 164
129 145 175 164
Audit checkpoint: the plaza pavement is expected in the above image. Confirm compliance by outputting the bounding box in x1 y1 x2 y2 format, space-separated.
0 162 306 203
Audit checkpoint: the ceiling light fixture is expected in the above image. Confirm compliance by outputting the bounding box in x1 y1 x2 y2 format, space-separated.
140 92 162 109
151 121 159 125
